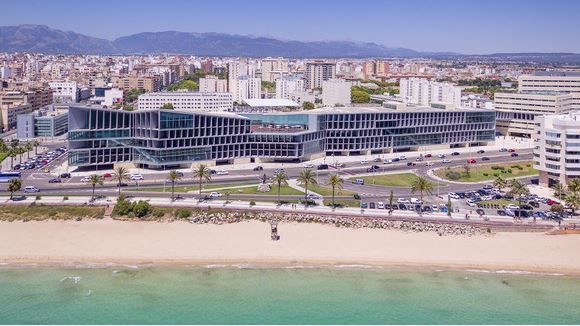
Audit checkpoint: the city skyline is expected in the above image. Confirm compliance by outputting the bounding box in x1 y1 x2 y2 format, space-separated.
2 0 580 54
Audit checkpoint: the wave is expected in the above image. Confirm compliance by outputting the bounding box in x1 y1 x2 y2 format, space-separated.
60 276 81 284
464 269 564 276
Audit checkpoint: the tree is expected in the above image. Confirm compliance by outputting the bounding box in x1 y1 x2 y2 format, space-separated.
192 164 212 199
509 179 530 207
550 203 565 218
125 88 145 102
462 165 471 178
167 80 198 91
297 169 317 207
32 139 40 155
161 103 174 110
552 182 567 199
261 81 276 91
88 174 104 199
8 148 17 169
327 173 343 208
113 166 131 196
167 170 183 201
447 197 452 217
351 89 370 103
133 200 152 218
568 179 580 193
410 176 434 202
564 191 580 216
271 170 288 204
493 175 507 192
388 190 394 214
25 142 33 159
17 146 25 164
302 101 315 110
0 139 6 152
7 178 21 200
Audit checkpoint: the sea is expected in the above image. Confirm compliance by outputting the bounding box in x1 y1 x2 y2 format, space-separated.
0 266 579 324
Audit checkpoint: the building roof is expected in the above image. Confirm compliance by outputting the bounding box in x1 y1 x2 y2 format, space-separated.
242 99 299 107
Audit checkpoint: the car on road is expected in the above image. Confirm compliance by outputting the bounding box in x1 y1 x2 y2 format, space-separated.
216 170 229 175
208 192 223 198
511 153 519 157
116 182 128 187
353 179 365 185
398 155 407 160
130 174 144 181
467 159 477 164
306 194 320 200
253 166 263 171
80 176 91 182
373 158 382 162
424 154 432 158
23 186 40 193
397 198 410 204
426 162 434 166
448 192 460 199
437 154 446 158
406 162 416 166
377 202 385 209
274 168 285 173
415 157 424 161
499 148 508 152
481 157 490 161
505 204 520 210
383 159 392 164
316 164 328 170
477 150 485 154
48 178 61 183
442 159 451 163
60 173 71 178
102 172 112 178
303 163 315 168
360 160 369 165
508 149 515 153
451 152 460 156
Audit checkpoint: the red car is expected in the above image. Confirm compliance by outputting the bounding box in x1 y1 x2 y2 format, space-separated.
424 154 432 158
508 149 515 153
467 159 477 164
102 172 112 178
547 199 559 206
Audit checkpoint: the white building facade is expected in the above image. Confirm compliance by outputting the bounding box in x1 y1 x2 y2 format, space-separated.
199 76 228 93
276 77 305 100
322 79 352 106
137 92 233 111
399 78 461 108
49 81 78 103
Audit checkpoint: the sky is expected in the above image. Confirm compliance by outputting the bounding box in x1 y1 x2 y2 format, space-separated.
2 0 580 54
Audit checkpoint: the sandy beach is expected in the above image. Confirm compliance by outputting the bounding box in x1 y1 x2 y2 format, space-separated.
1 219 579 274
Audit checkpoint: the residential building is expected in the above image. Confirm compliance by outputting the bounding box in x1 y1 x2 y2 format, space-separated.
199 76 228 93
17 106 68 138
137 92 233 111
0 103 33 131
534 112 580 187
519 71 580 93
67 104 495 169
399 78 461 108
89 88 124 107
306 61 336 89
112 74 162 93
322 79 352 106
231 77 261 103
261 57 289 82
49 80 78 103
276 77 304 100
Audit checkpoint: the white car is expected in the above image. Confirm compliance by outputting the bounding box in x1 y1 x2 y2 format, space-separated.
377 202 385 209
130 174 144 181
303 163 315 168
398 155 407 160
448 192 460 199
208 192 223 198
437 154 446 158
466 200 477 207
425 162 434 166
80 176 91 182
216 170 229 175
383 159 392 164
397 198 410 204
505 204 520 210
360 160 369 165
306 194 320 200
23 186 40 193
442 159 451 163
410 197 422 204
431 204 439 212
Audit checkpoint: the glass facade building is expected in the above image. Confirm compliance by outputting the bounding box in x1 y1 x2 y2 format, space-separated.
68 105 496 168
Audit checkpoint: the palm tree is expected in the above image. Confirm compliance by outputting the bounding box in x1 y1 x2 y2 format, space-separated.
7 178 21 200
89 174 104 199
568 179 580 193
8 148 17 169
112 166 130 196
0 139 7 152
25 142 33 159
388 190 394 214
297 168 317 207
271 170 288 204
17 146 25 164
326 173 343 208
410 176 434 202
509 179 530 207
192 164 212 199
552 182 567 199
167 170 183 201
493 175 507 192
564 191 580 216
32 139 40 155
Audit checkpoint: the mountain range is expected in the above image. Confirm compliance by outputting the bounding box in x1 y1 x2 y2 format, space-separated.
1 24 579 62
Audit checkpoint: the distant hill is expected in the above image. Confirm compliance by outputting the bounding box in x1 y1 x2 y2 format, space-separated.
0 24 578 62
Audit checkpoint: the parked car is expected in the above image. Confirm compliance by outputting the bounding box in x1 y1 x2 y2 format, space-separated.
80 176 91 182
377 202 385 209
360 202 368 209
208 192 223 198
397 198 410 204
467 159 477 164
410 198 422 204
216 170 229 175
130 174 144 181
117 182 128 187
253 166 264 171
505 204 520 210
48 178 61 183
477 150 485 154
353 179 365 185
24 186 40 193
546 199 559 205
448 192 460 199
476 208 485 215
483 184 493 190
511 152 519 157
528 201 540 208
60 173 71 178
368 202 376 209
303 163 315 168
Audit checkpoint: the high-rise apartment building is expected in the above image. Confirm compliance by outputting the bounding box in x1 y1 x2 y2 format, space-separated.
322 79 351 106
399 78 461 108
261 57 289 82
199 76 228 93
276 77 305 100
112 74 162 93
306 61 336 90
49 80 78 103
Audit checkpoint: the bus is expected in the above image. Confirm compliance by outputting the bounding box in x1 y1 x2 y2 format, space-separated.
0 171 22 183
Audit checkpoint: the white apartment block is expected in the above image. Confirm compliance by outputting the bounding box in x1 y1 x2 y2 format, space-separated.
519 71 580 93
306 62 336 90
261 57 289 82
137 92 233 111
534 112 580 187
276 77 305 100
49 80 78 103
199 76 228 93
234 77 261 103
399 78 461 108
322 79 352 106
495 92 580 137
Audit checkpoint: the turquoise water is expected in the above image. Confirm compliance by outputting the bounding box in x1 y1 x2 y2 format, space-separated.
0 267 579 324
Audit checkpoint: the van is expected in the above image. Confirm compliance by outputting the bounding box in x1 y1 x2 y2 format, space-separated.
353 179 365 185
24 186 40 193
377 202 385 209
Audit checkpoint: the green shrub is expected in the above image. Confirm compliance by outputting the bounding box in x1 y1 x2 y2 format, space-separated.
491 166 505 170
35 195 41 200
249 200 256 206
175 208 192 219
507 169 513 173
526 164 532 168
493 173 499 177
63 196 69 201
113 194 133 216
445 171 462 180
151 208 165 218
132 200 151 218
483 173 488 176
